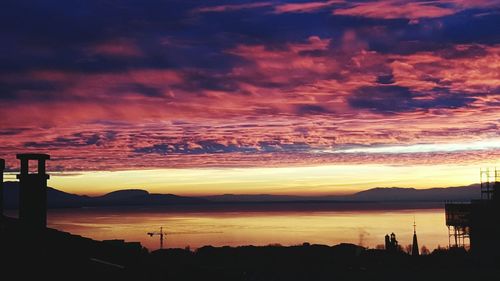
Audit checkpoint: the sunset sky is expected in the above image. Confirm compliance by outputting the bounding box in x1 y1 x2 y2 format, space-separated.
1 0 499 195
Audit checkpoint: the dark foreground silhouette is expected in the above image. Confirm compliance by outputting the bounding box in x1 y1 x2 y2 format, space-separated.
2 155 499 280
2 216 499 281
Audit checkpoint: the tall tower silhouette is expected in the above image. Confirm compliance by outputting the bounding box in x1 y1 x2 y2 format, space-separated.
16 154 50 228
412 218 419 256
0 158 5 217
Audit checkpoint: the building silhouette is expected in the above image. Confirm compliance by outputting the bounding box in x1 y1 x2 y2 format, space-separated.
0 158 4 217
384 232 399 252
16 153 50 228
412 220 419 256
445 168 500 258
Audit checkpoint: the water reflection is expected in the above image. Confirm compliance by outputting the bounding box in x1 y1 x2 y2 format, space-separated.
46 207 448 251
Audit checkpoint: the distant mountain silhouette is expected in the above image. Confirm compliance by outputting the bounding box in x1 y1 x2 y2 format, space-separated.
202 184 481 202
4 181 88 208
91 189 208 206
3 181 480 209
202 194 305 202
346 185 481 201
3 182 207 208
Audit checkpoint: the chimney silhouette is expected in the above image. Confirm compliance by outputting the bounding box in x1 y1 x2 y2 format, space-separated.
0 158 4 217
16 154 50 228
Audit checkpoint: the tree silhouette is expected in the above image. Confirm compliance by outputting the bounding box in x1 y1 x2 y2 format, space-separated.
420 245 430 255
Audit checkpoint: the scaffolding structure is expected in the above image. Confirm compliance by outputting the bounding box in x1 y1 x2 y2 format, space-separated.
480 168 497 200
445 202 470 248
445 167 498 249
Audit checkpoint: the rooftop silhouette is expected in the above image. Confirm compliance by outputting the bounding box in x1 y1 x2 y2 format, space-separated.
0 158 4 217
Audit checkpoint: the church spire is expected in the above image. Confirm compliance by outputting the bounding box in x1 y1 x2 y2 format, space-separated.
413 217 416 234
412 217 419 256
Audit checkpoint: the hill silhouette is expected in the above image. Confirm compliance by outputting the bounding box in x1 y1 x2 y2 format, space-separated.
3 182 207 208
4 181 88 208
91 189 208 206
347 185 480 201
202 184 480 202
3 182 480 209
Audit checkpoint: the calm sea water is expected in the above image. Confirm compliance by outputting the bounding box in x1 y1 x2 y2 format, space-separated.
39 206 449 251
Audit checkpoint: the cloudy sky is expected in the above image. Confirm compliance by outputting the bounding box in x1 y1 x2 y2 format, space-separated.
1 0 499 195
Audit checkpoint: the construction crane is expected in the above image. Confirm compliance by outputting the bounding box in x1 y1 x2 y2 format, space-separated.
146 228 222 250
147 226 167 249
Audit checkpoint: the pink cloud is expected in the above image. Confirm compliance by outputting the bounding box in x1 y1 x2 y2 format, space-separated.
87 39 143 57
332 0 500 20
390 44 500 93
274 0 344 14
2 34 499 171
227 36 335 82
1 120 499 172
194 1 345 15
447 0 500 9
333 1 455 20
194 2 273 13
